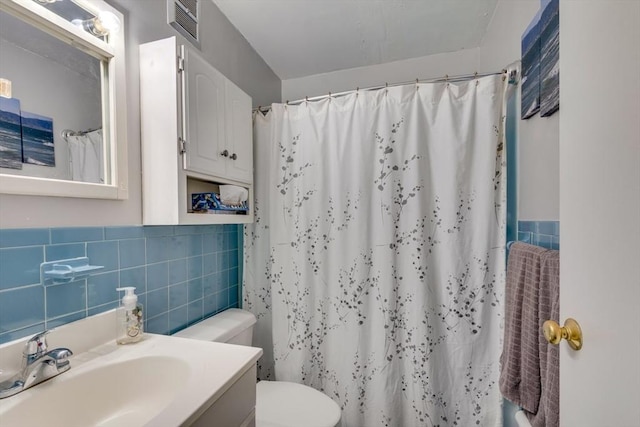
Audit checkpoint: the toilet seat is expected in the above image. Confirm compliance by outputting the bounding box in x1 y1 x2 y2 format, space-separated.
256 381 341 427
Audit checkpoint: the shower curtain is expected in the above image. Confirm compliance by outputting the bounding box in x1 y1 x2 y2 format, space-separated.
245 75 508 427
67 129 103 183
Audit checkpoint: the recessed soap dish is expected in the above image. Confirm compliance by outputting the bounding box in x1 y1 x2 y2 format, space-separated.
41 257 104 284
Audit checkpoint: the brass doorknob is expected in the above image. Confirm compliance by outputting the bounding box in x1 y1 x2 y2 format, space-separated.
543 318 583 351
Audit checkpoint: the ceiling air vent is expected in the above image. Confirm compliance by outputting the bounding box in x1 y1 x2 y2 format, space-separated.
168 0 200 48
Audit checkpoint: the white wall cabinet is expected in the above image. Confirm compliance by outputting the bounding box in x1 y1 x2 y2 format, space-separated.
182 45 227 178
224 80 253 183
140 37 253 225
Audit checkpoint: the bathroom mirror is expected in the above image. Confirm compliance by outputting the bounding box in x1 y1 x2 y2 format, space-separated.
0 0 128 199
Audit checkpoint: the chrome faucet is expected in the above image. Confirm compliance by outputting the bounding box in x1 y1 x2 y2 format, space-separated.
0 330 73 399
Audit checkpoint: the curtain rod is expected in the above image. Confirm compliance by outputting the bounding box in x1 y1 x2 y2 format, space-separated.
61 127 102 139
254 67 519 113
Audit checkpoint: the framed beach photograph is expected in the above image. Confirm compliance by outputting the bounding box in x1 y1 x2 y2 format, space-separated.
0 96 23 170
539 0 559 117
521 11 541 119
21 111 55 166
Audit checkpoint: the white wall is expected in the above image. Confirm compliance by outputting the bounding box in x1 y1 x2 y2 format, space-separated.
482 1 559 221
282 48 480 103
485 1 559 221
0 0 281 228
281 0 560 221
281 1 540 100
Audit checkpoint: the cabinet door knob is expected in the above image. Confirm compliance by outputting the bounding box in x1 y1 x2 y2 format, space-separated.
230 153 238 160
220 150 229 157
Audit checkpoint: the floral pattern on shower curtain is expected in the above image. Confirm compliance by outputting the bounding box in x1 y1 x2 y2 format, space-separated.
245 75 508 427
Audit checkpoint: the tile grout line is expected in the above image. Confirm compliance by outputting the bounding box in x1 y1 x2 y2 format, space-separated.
1 320 46 337
42 243 48 331
2 225 240 342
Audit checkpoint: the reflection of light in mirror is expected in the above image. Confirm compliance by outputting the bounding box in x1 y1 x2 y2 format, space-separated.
72 11 121 37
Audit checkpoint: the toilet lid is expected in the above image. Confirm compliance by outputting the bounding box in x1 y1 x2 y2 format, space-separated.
256 381 341 427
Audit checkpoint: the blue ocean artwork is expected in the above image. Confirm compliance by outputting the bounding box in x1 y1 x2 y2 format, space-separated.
521 9 541 119
21 111 55 166
0 97 23 170
539 0 559 117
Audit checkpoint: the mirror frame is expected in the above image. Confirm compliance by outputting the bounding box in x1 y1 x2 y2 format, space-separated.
0 0 128 199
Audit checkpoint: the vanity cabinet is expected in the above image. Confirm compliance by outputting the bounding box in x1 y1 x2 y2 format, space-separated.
139 36 253 225
190 364 257 427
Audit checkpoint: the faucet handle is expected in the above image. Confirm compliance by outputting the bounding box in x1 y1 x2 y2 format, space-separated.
48 348 73 370
24 330 50 359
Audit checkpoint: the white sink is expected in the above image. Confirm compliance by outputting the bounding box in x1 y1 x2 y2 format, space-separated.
0 311 262 427
0 356 189 427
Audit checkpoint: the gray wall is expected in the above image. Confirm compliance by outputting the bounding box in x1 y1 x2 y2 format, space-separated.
108 0 280 108
0 0 281 229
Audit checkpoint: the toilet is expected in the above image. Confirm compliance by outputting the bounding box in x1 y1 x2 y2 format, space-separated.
174 308 342 427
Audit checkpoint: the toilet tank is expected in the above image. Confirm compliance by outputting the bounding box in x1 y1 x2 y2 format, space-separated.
173 308 256 346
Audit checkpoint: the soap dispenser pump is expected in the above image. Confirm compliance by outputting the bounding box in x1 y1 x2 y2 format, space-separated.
116 287 143 344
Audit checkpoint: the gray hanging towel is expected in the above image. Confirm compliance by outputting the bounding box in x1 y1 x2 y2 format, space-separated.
500 241 550 413
527 249 560 427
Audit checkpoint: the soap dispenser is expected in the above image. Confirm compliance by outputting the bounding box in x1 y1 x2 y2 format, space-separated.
116 287 143 344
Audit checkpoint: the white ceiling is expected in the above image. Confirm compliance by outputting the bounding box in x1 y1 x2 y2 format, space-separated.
212 0 499 80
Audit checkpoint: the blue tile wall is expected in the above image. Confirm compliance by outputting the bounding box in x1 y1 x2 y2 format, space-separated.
0 225 243 344
517 220 560 250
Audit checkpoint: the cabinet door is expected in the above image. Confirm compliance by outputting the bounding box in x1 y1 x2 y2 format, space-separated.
183 47 227 177
224 80 253 184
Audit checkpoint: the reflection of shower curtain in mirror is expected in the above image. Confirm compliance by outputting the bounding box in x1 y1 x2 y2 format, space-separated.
67 129 103 183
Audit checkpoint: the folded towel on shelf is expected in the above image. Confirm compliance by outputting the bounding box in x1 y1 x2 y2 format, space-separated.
219 185 248 205
500 241 560 427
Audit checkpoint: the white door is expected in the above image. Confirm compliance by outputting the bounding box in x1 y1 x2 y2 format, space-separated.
224 79 253 184
183 46 227 176
559 2 640 426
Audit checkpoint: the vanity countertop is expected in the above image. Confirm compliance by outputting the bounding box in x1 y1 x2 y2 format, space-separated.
0 311 262 426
